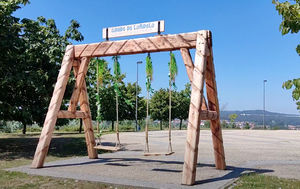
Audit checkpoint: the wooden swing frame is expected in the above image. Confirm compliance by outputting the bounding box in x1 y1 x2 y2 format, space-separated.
31 30 226 186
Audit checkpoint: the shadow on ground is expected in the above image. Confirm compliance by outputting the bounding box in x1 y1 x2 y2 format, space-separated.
41 157 273 186
0 135 106 161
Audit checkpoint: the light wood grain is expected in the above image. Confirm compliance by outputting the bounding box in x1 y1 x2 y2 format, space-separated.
68 57 90 112
181 47 208 111
78 74 98 159
57 110 88 119
94 145 121 152
182 31 210 185
205 31 226 170
74 32 198 58
32 45 74 168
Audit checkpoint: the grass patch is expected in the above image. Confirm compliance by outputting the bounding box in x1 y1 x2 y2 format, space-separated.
230 173 300 189
0 169 135 189
0 132 138 188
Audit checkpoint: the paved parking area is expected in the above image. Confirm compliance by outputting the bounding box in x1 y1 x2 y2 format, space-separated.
9 130 300 188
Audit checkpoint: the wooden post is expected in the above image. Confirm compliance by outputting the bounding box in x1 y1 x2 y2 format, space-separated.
79 80 98 159
182 31 210 185
73 58 98 159
32 45 74 168
205 31 226 170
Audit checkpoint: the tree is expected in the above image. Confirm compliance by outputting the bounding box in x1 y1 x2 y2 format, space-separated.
167 52 178 152
112 55 122 146
0 0 84 134
145 53 153 152
273 0 300 109
122 82 145 121
174 83 191 130
229 113 238 128
150 89 169 130
90 58 110 134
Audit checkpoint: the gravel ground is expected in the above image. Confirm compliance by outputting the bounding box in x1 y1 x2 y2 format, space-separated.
8 130 300 188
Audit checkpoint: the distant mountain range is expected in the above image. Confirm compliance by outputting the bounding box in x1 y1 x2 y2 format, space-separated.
220 110 300 127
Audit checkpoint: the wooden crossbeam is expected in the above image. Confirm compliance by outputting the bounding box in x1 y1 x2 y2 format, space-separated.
74 32 197 58
57 110 88 119
200 110 218 120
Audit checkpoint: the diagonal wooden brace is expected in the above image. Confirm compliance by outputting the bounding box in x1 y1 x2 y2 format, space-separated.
68 57 90 112
181 48 208 110
70 59 97 159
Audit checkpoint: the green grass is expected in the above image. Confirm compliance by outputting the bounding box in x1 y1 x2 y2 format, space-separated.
230 173 300 189
0 169 135 189
0 132 138 188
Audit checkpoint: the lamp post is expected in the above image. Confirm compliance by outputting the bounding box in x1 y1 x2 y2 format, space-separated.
263 80 267 129
136 61 143 131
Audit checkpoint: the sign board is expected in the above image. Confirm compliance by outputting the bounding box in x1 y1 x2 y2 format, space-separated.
102 20 165 39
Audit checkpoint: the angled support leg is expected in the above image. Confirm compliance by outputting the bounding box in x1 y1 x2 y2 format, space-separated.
79 80 98 158
32 45 74 168
72 59 98 159
181 48 208 110
205 32 226 170
182 31 210 185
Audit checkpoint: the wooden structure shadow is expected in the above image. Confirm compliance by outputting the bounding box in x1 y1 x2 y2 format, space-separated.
31 30 226 186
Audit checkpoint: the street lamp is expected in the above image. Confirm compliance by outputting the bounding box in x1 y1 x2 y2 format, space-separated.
136 61 143 131
263 80 267 129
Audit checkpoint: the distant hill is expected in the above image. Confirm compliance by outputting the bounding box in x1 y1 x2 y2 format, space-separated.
220 110 300 127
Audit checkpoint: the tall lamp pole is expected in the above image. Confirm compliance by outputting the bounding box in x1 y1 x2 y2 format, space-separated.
136 61 143 131
263 80 267 129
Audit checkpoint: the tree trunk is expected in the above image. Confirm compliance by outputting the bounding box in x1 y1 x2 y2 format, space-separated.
160 120 163 130
111 120 114 131
180 119 183 130
116 94 120 146
79 119 83 133
22 122 26 134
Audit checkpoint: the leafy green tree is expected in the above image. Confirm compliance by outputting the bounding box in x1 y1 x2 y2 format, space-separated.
174 83 191 130
0 0 84 134
229 113 238 128
145 53 153 152
273 0 300 109
150 89 169 130
244 122 250 129
88 58 111 134
168 52 178 152
122 82 145 121
112 55 122 145
203 121 210 128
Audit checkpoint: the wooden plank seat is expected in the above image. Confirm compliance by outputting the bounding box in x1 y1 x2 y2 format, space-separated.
93 145 121 152
143 152 175 156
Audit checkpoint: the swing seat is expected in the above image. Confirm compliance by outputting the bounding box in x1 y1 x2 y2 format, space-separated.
94 145 121 152
143 151 175 156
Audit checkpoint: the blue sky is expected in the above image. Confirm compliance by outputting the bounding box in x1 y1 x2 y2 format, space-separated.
14 0 300 114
